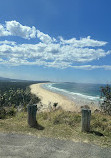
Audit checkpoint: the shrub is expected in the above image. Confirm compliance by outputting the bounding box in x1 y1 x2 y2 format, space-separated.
53 103 58 109
0 106 17 119
0 107 6 119
100 85 111 115
6 107 16 116
0 86 41 111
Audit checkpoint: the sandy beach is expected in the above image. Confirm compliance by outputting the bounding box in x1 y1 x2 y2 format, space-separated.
30 83 99 112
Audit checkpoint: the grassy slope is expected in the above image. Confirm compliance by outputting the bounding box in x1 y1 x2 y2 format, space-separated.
0 109 111 147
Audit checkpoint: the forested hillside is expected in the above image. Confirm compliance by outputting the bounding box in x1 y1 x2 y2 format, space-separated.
0 81 41 118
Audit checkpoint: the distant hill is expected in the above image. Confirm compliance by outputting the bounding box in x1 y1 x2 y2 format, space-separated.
0 77 50 83
0 77 14 81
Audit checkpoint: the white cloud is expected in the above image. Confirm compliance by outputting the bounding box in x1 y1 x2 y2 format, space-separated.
6 21 36 39
0 20 107 46
0 21 36 39
70 65 111 70
0 20 111 70
60 36 107 47
37 30 56 43
0 24 10 36
0 42 110 69
0 40 16 45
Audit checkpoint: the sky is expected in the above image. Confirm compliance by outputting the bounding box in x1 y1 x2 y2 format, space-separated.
0 0 111 83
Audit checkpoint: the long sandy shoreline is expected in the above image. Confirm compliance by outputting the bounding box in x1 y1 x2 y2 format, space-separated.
30 83 98 112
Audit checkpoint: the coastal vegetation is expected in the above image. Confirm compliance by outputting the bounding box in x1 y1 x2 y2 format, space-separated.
100 85 111 115
0 82 111 147
0 82 41 119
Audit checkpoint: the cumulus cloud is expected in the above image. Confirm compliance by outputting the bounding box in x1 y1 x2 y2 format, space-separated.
0 20 111 70
0 24 10 36
0 21 36 39
0 40 16 45
60 36 107 47
37 30 56 43
0 21 107 45
0 42 110 69
6 21 37 39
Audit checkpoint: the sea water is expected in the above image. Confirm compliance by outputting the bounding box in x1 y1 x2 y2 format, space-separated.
42 82 106 106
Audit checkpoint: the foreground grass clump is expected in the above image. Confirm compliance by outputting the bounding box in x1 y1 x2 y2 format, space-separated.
0 109 111 147
91 113 111 136
40 110 81 127
0 106 16 119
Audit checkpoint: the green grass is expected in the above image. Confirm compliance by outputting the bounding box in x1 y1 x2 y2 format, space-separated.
0 109 111 147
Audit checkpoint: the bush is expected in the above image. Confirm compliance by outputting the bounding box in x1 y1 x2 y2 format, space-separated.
53 103 58 109
100 85 111 115
0 86 41 110
0 107 17 119
0 107 6 119
6 107 16 116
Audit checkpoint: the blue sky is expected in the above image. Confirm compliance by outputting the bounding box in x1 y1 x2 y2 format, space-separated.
0 0 111 83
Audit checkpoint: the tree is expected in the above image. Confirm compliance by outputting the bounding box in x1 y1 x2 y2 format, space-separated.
100 84 111 115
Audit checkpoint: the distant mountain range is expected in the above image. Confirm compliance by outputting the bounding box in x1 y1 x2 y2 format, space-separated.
0 77 50 83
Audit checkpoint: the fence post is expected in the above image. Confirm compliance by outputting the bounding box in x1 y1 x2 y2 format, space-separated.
81 109 91 132
27 104 37 127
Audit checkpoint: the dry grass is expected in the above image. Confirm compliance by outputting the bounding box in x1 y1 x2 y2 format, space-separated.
0 109 111 147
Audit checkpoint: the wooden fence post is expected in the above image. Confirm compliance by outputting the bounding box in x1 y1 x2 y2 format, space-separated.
27 104 37 127
81 109 91 132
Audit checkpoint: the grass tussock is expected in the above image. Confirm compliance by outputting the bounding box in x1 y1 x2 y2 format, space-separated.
39 110 81 127
0 107 16 119
0 109 111 147
91 113 111 136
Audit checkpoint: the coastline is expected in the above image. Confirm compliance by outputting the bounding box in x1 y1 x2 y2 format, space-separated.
30 83 99 112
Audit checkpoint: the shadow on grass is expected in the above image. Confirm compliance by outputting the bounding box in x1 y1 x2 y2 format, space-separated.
90 131 104 137
30 123 45 130
36 123 45 130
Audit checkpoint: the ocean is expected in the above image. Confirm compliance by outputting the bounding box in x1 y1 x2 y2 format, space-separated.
41 82 106 106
